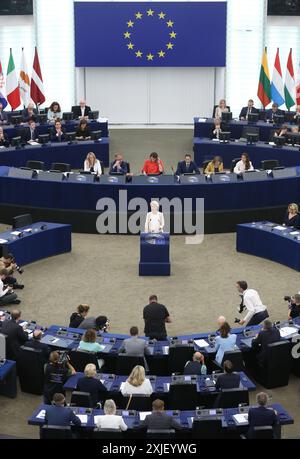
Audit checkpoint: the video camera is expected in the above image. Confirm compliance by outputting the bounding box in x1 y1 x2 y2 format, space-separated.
5 253 24 274
57 351 69 367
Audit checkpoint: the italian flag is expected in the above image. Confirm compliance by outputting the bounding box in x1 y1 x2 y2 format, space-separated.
6 49 21 110
284 49 295 110
257 47 271 108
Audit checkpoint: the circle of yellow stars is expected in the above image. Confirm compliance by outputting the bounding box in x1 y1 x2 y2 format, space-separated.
123 9 177 61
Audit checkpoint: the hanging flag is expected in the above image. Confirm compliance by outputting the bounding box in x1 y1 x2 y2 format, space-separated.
257 47 271 108
296 60 300 106
19 48 31 107
6 49 21 110
271 48 285 106
0 59 8 109
284 49 295 110
30 47 45 106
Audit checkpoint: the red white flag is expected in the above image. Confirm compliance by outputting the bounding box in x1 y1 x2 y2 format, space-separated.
30 47 45 106
296 60 300 106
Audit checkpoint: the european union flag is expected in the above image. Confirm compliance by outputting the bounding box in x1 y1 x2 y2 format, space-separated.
75 2 227 67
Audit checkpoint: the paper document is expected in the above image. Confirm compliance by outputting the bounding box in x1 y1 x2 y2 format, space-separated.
23 229 32 233
0 239 8 244
36 410 45 419
194 339 209 348
120 382 126 392
290 231 299 235
232 413 248 425
139 412 152 421
274 226 286 231
198 118 207 122
280 327 298 338
162 346 169 355
164 383 170 391
11 231 21 236
28 141 40 146
76 415 88 424
98 117 108 122
212 138 219 142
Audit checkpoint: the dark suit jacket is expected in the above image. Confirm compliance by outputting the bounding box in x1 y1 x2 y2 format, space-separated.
72 106 91 119
141 412 182 430
252 328 281 365
109 160 129 175
183 361 204 376
24 339 51 363
50 127 66 142
77 376 107 407
75 126 91 139
175 161 200 175
215 372 241 390
266 108 284 120
1 319 28 360
239 106 259 119
247 406 278 438
0 133 9 147
21 127 39 143
22 108 38 122
45 405 81 427
283 211 300 228
0 110 8 123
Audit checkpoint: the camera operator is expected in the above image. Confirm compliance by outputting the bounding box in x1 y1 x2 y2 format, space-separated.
0 253 24 289
80 315 110 333
0 268 20 306
44 351 76 404
287 294 300 320
235 281 269 326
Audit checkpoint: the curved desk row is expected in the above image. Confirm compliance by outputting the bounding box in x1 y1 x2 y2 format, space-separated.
2 120 109 139
193 138 300 169
194 117 293 141
0 139 109 169
0 167 299 233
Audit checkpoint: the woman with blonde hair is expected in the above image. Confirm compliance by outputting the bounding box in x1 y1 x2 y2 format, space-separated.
214 99 229 119
84 152 102 176
77 363 107 407
283 203 300 228
95 399 128 431
204 156 224 174
120 365 153 396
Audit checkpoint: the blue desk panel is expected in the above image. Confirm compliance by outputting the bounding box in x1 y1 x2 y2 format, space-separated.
139 233 170 276
0 360 17 398
0 139 109 169
237 222 300 271
193 138 300 169
0 222 72 266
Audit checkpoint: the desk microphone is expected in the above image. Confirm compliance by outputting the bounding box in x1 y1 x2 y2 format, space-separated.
40 224 47 230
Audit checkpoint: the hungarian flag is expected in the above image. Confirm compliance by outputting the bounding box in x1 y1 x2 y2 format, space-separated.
19 48 31 107
271 48 285 107
0 59 8 109
6 49 21 110
257 47 271 107
296 60 300 106
30 47 45 106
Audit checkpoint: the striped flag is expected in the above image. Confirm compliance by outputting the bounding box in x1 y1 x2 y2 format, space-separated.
0 59 8 109
19 48 31 107
30 47 45 106
257 47 271 107
271 48 285 107
296 60 300 106
284 49 295 110
6 49 21 110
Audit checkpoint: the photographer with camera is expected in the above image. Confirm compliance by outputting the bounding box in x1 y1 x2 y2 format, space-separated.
287 293 300 320
80 314 110 333
235 281 269 326
44 351 76 405
0 253 24 289
0 268 20 306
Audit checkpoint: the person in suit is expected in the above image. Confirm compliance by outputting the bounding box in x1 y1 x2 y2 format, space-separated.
95 399 128 431
72 100 91 119
69 304 90 328
140 399 182 430
50 120 66 142
211 119 223 139
47 101 62 123
239 99 259 120
214 99 229 119
0 268 19 306
266 103 284 121
45 393 81 427
1 309 28 360
204 156 224 174
247 392 278 439
283 203 300 228
215 360 241 390
118 326 150 357
215 322 237 365
143 295 171 341
43 351 76 404
121 365 153 396
24 329 51 363
22 103 38 122
0 102 8 125
294 105 300 124
288 294 300 320
0 127 9 147
75 119 91 140
84 152 102 175
183 351 207 375
21 119 39 144
175 154 200 175
109 153 129 175
77 363 107 407
252 320 281 366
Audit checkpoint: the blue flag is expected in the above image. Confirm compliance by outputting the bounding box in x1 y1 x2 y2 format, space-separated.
0 59 7 109
75 2 227 67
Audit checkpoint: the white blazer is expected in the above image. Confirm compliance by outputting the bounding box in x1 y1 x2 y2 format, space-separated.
84 159 102 175
95 415 128 431
121 379 153 396
145 212 164 233
234 160 254 174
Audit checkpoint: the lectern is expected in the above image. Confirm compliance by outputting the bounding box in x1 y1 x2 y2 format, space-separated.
139 232 170 276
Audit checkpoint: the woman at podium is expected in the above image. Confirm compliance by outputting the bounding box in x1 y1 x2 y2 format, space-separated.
145 201 164 233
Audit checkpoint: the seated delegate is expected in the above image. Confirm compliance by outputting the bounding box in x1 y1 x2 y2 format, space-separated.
75 119 91 140
24 329 51 364
78 329 105 352
274 124 288 140
288 294 300 320
95 399 128 431
266 102 284 121
109 153 129 175
142 152 164 175
215 360 241 390
247 392 278 439
183 351 207 376
69 304 90 328
120 365 153 396
252 319 281 366
175 154 200 175
239 99 259 120
45 393 81 428
47 101 62 123
283 202 300 228
0 126 9 147
50 120 66 142
204 156 224 174
84 152 102 175
77 363 107 407
22 103 38 123
118 326 150 357
233 153 254 174
72 100 91 119
0 102 8 125
214 99 229 119
211 119 223 140
139 399 182 431
215 322 237 365
20 119 39 144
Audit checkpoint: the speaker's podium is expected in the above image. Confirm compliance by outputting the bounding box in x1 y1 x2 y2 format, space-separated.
139 232 170 276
